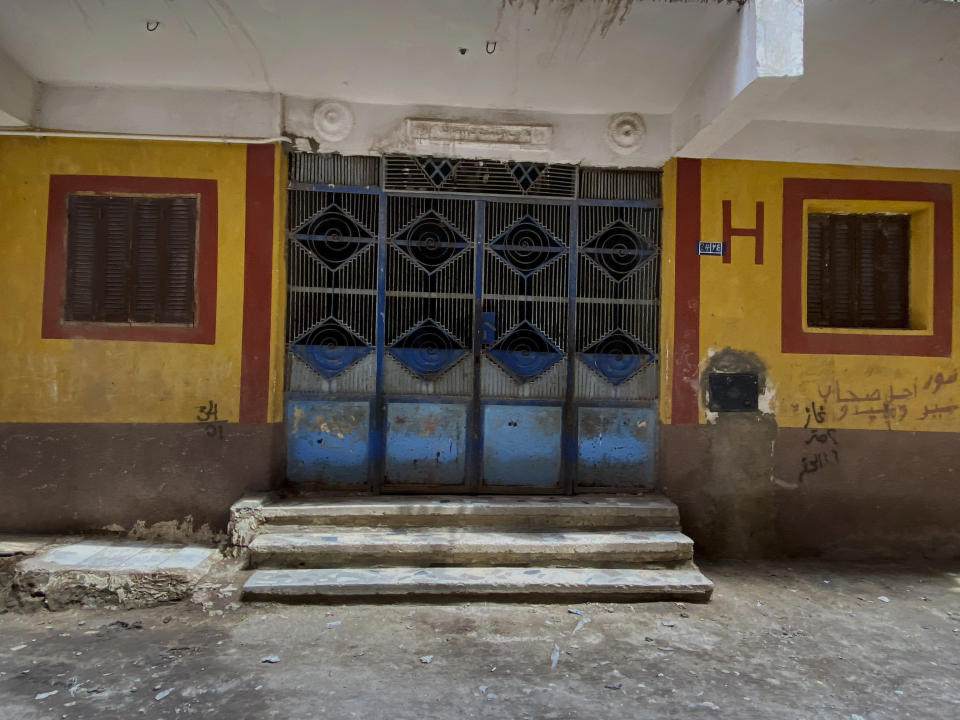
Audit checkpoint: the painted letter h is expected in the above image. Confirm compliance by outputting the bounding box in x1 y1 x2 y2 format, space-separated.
722 200 764 265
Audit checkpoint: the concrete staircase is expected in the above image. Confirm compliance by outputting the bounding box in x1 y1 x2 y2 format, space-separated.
233 495 713 602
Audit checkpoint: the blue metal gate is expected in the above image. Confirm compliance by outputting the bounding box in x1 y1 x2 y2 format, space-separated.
285 155 661 493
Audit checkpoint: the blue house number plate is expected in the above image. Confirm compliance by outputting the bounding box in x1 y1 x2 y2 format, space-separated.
698 241 724 256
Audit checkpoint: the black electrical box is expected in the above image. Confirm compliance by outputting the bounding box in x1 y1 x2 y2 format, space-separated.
708 372 760 412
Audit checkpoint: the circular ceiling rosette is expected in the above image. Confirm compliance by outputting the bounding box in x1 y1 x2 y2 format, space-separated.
292 319 371 379
584 221 653 282
488 321 563 383
300 208 371 270
388 320 466 380
491 219 564 277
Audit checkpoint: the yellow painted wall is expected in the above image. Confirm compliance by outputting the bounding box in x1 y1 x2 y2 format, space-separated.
0 136 284 424
688 158 960 432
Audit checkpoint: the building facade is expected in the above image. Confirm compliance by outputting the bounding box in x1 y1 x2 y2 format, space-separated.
1 0 958 557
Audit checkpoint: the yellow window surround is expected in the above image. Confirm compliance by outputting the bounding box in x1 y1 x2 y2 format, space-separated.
800 198 935 336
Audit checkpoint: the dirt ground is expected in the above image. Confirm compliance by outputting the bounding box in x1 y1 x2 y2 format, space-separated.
0 560 958 720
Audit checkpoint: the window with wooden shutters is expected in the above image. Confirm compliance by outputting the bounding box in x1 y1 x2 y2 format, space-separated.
64 194 198 325
806 213 909 329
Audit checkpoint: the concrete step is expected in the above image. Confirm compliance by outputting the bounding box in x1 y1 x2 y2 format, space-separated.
248 527 693 568
248 495 680 532
242 565 714 602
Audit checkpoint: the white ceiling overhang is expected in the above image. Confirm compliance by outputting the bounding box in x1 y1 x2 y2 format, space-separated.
0 0 958 169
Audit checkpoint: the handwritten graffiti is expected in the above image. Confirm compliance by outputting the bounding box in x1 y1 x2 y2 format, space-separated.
196 400 227 439
788 368 960 484
806 427 837 446
798 397 839 483
812 370 959 429
803 401 825 428
798 448 841 483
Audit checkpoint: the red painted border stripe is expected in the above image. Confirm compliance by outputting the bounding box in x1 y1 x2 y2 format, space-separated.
239 145 276 423
42 175 218 344
671 158 702 425
781 177 953 357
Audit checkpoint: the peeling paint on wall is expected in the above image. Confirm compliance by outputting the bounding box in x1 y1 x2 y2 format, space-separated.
700 347 774 421
101 516 223 545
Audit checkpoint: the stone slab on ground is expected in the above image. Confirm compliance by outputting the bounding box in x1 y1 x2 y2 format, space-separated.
12 540 218 610
249 527 694 568
0 535 57 557
242 565 714 602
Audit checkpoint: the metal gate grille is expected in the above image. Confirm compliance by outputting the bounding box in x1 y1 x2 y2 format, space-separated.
286 189 379 396
285 155 661 493
482 203 570 399
385 197 475 397
576 204 660 401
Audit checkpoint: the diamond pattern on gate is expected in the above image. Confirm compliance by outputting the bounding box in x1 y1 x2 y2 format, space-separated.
581 220 654 282
417 158 458 188
292 204 375 272
489 215 565 278
292 318 372 379
487 320 563 383
393 210 470 274
579 330 654 386
507 162 545 192
388 319 467 380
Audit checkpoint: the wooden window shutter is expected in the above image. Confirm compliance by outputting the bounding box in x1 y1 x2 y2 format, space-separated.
64 195 98 321
102 196 134 322
64 194 198 325
131 198 162 323
829 215 856 327
806 214 824 326
161 198 198 324
874 215 909 329
857 216 879 327
807 212 908 329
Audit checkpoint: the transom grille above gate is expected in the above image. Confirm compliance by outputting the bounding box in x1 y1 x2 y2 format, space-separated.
285 155 662 493
383 156 577 198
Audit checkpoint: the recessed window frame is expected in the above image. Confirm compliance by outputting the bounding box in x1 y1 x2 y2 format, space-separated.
64 193 200 326
782 178 953 357
804 204 927 332
805 211 910 330
42 175 218 344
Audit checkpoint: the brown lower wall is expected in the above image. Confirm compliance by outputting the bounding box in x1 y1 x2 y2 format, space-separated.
0 423 283 535
661 418 960 560
5 417 957 558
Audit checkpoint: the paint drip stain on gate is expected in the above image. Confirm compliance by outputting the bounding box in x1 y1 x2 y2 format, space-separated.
290 405 365 439
392 414 440 437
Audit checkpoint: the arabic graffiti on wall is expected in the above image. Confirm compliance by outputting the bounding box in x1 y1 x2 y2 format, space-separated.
783 369 960 485
792 369 960 430
797 400 840 484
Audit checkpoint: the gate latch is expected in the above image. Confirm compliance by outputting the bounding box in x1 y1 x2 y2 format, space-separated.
481 312 497 345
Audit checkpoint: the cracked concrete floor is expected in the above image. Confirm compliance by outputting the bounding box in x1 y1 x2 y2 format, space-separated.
1 561 959 720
